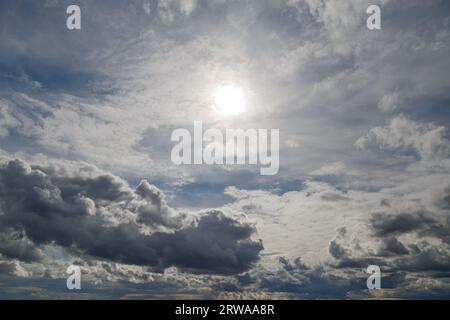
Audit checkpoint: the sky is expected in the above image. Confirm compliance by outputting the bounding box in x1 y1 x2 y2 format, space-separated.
0 0 450 299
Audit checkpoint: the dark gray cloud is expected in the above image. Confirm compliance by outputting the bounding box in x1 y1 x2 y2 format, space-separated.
370 210 438 237
0 262 20 276
328 189 450 275
0 158 262 275
392 241 450 272
0 231 42 263
135 180 181 228
377 237 409 257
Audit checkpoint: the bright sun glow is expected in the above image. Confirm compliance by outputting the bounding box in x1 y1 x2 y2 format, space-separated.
214 85 246 116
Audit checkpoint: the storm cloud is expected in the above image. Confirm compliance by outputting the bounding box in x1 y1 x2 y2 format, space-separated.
0 158 262 275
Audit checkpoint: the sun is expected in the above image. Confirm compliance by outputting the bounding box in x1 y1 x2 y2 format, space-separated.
214 85 246 116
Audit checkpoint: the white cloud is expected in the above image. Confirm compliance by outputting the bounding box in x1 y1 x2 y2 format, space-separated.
356 115 450 161
378 90 402 113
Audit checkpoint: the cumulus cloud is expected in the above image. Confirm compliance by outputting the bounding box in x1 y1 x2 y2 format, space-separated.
0 158 262 275
0 231 43 263
327 183 450 275
356 115 450 161
0 260 30 277
370 209 438 237
378 237 409 256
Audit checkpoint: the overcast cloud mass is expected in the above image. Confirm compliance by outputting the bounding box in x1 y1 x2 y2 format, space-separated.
0 0 450 299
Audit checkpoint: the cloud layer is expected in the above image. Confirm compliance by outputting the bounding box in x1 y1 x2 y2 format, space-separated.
0 0 450 299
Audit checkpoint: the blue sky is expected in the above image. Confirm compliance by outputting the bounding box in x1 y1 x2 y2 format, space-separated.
1 0 450 299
